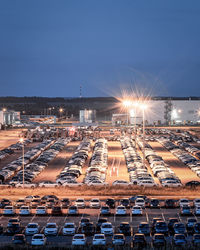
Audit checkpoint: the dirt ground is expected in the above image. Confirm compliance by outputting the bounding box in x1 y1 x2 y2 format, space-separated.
106 141 129 184
0 129 24 150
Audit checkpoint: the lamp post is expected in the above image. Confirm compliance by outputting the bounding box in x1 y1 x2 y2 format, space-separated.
123 100 132 126
19 138 25 188
140 104 147 166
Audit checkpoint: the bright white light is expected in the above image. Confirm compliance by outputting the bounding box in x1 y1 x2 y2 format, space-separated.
171 109 178 119
123 100 132 107
129 109 135 117
19 138 24 143
140 104 147 110
178 109 182 113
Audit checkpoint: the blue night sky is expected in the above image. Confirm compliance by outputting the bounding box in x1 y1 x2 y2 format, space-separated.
0 0 200 97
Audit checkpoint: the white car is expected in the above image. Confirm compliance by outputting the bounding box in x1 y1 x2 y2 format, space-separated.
101 222 113 235
138 180 157 187
3 206 15 215
38 181 58 188
75 198 86 208
25 223 39 235
90 198 101 208
132 206 143 215
179 198 190 207
92 234 106 245
19 206 31 215
31 234 46 246
15 183 36 188
162 180 182 187
72 234 86 246
112 180 130 186
116 206 127 215
44 223 58 236
62 182 83 187
195 206 200 215
36 206 47 215
62 223 76 235
135 198 145 208
193 199 200 207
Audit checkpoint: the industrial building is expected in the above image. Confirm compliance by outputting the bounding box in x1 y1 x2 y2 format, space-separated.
79 109 96 123
0 110 20 127
113 98 200 126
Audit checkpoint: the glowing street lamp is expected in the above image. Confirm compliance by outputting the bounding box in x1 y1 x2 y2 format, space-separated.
59 108 63 118
19 137 25 188
2 108 7 112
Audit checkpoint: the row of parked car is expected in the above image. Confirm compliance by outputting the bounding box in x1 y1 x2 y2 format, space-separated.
9 138 70 187
0 139 31 161
120 137 156 187
84 138 108 186
0 139 56 183
56 139 91 186
137 137 182 187
157 137 200 178
3 216 200 247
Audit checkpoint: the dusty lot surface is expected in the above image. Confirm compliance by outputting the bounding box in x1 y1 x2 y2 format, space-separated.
34 141 80 183
106 141 129 184
149 141 200 184
0 129 24 150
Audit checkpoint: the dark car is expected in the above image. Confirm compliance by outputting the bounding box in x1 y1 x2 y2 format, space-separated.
61 198 70 208
152 218 162 232
138 222 150 236
185 181 200 187
150 199 160 208
154 221 168 235
173 234 187 246
165 199 176 208
133 233 146 247
51 206 62 216
173 223 186 235
186 218 197 234
12 234 26 244
168 218 179 233
118 222 131 236
153 233 166 247
81 222 95 236
106 198 115 208
120 199 130 208
0 224 3 235
194 223 200 234
7 223 21 235
193 234 200 246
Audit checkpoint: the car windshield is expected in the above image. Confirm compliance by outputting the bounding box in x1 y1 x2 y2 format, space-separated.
28 224 37 228
95 236 104 239
74 236 84 239
33 236 43 239
47 225 56 228
65 224 74 228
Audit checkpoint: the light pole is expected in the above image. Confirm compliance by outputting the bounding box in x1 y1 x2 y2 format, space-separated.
140 104 147 166
19 138 25 188
122 100 132 126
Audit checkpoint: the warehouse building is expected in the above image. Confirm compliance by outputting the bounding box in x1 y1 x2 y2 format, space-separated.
113 97 200 125
0 110 20 127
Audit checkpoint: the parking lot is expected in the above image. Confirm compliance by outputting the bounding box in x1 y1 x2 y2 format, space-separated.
0 197 200 248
